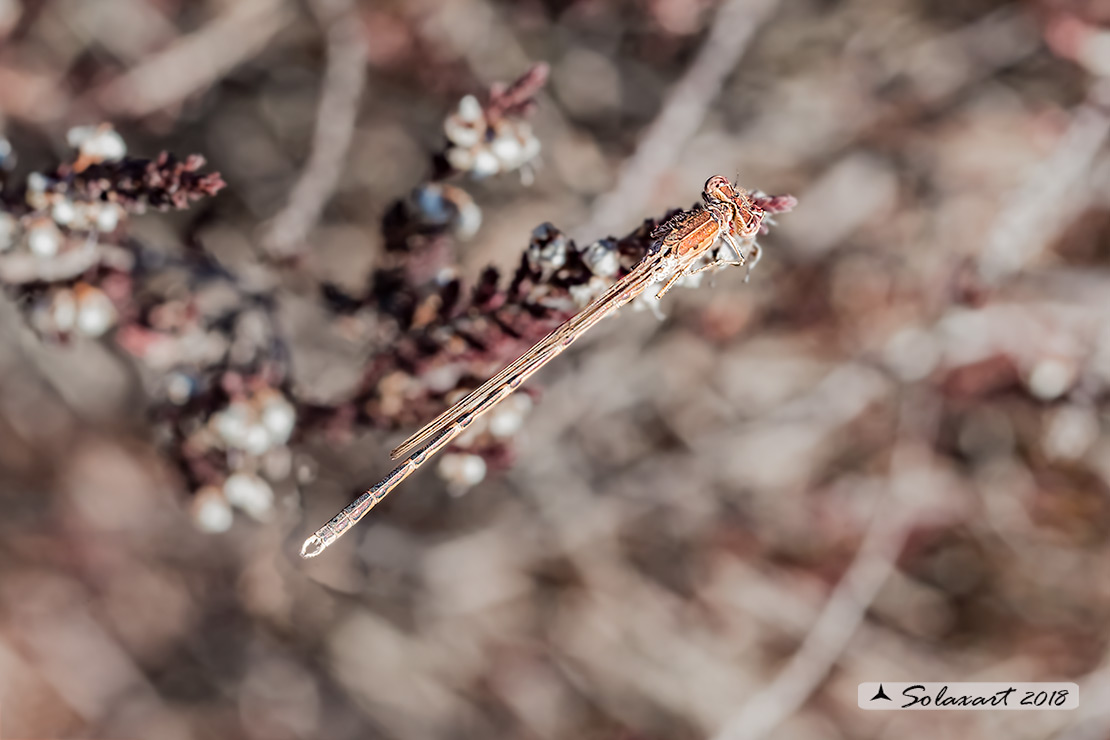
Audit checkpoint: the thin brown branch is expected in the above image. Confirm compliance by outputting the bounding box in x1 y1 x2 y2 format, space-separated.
90 0 294 118
979 79 1110 283
575 0 780 241
711 398 940 740
260 0 368 258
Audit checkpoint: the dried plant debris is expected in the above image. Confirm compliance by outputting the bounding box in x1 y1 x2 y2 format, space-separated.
0 126 224 341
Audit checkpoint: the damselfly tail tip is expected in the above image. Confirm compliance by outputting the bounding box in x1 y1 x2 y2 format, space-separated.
300 534 326 558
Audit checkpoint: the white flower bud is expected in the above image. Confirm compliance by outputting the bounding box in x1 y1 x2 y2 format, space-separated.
454 198 482 241
456 94 484 123
1043 404 1099 461
213 402 253 449
444 116 483 149
520 130 541 162
1027 358 1076 402
437 453 487 496
67 125 127 162
447 146 476 175
471 149 501 178
260 394 296 446
242 423 272 456
26 220 62 258
74 285 117 337
223 472 273 520
489 393 532 438
51 199 76 226
47 289 78 333
26 172 48 193
24 173 49 210
66 126 95 149
581 241 620 278
96 203 122 233
192 486 234 533
490 132 523 165
165 372 195 405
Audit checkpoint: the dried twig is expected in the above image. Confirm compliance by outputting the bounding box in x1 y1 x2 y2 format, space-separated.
90 0 295 117
979 78 1110 282
711 400 938 740
575 0 780 241
260 0 368 258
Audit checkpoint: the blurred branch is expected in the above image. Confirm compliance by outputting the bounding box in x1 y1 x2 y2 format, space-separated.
260 0 368 258
711 401 938 740
0 65 67 123
90 0 294 118
575 0 780 241
979 78 1110 283
712 505 910 740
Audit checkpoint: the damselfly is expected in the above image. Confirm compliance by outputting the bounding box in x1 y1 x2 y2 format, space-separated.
301 175 767 558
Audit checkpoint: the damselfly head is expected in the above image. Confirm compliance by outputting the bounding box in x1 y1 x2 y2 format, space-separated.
702 175 739 204
701 175 764 239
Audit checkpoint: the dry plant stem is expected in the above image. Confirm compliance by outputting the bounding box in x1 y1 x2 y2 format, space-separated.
979 78 1110 282
261 0 367 257
575 0 780 241
91 0 294 117
711 400 937 740
711 509 910 740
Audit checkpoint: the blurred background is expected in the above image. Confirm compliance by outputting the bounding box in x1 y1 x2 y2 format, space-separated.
2 0 1110 738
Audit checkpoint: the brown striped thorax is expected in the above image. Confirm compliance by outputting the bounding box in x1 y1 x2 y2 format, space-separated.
648 175 766 295
702 174 765 240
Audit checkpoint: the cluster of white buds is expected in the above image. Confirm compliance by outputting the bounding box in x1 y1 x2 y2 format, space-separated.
209 388 297 456
2 126 128 265
25 170 125 235
436 393 533 494
189 387 297 532
569 238 622 308
526 223 571 280
191 471 276 532
523 226 625 309
30 281 118 338
222 471 275 521
437 453 487 496
443 94 542 181
66 124 128 170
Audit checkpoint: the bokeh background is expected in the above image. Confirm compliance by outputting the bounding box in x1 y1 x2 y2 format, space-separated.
3 0 1110 738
